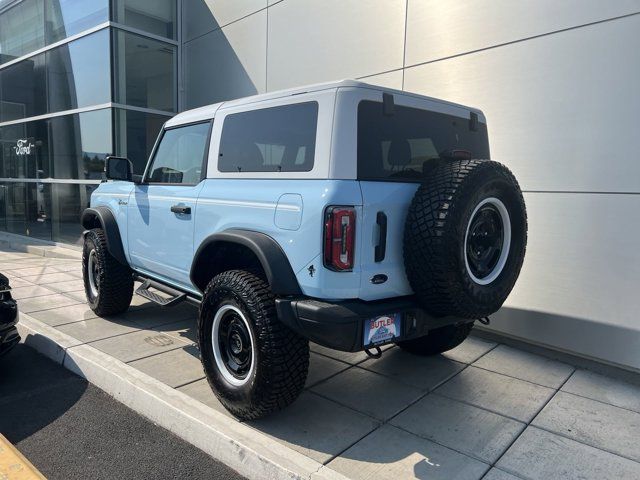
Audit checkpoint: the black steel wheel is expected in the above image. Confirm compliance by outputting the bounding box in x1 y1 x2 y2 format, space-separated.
82 228 133 316
198 270 309 420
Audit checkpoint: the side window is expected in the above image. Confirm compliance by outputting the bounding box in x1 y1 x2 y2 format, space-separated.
218 102 318 173
146 121 211 184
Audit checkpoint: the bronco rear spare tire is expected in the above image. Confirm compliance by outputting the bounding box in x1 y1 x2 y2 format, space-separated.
404 159 527 319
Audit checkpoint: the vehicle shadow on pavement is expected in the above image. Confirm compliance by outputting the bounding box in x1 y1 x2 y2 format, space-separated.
0 344 88 443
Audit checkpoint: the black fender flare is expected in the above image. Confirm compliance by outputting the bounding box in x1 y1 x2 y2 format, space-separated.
190 229 302 296
80 207 128 266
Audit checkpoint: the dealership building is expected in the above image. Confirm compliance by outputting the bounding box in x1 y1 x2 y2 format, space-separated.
0 1 639 369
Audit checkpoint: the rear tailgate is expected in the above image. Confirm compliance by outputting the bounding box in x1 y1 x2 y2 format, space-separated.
358 181 418 301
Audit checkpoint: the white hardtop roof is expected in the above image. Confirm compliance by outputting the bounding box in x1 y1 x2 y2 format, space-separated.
164 79 483 128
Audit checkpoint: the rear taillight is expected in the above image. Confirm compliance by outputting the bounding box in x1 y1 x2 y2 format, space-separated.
323 206 356 271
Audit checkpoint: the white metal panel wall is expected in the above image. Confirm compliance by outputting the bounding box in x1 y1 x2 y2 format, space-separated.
183 9 267 108
405 0 640 66
404 14 640 193
183 0 267 42
181 1 640 369
266 0 406 90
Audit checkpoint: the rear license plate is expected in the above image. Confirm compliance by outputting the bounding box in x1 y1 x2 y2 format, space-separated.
363 313 402 347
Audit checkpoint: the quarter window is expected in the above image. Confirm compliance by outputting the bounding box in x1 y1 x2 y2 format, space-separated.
218 102 318 173
146 122 210 184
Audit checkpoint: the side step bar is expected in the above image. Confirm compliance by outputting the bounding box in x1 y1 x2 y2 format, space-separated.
135 278 188 307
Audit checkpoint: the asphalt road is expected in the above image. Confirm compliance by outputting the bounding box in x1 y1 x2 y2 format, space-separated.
0 344 246 480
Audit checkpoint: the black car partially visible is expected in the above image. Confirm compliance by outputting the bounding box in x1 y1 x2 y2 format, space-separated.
0 272 19 356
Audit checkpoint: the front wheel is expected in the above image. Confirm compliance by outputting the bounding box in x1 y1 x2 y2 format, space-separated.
396 322 474 356
198 270 309 420
82 228 133 316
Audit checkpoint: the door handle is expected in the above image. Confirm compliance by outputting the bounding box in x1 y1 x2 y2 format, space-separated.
375 211 387 262
171 204 191 215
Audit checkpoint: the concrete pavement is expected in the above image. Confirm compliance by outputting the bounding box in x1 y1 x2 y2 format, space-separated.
3 244 640 480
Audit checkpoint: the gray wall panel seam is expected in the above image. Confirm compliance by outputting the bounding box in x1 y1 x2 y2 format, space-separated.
182 4 274 46
403 10 640 71
266 2 270 92
401 0 409 90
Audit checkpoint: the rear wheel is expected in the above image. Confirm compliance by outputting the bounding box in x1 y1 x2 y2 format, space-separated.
198 270 309 420
396 323 474 356
82 228 133 316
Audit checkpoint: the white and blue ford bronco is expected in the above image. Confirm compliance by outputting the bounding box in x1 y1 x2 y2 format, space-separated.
81 80 527 419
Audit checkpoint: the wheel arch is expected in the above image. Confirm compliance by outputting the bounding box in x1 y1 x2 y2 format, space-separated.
190 229 302 296
81 207 128 266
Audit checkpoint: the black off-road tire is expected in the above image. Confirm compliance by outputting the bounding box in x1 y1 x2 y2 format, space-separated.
82 228 133 316
397 322 474 356
198 270 309 420
404 159 527 319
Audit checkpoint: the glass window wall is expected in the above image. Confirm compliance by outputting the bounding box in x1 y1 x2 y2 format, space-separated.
0 29 110 122
114 108 169 174
0 0 108 65
112 0 176 40
0 108 112 181
112 29 177 112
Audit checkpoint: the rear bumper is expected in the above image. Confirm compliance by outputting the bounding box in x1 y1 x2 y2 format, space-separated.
275 296 472 352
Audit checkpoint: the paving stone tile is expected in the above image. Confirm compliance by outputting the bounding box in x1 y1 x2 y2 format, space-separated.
21 272 78 285
10 285 57 300
532 391 640 462
562 369 640 414
310 343 392 365
152 318 197 344
177 378 233 417
312 366 423 420
17 293 81 313
1 260 51 271
89 329 189 362
65 269 84 279
51 263 82 273
7 266 62 276
110 304 195 327
4 277 34 288
328 424 488 480
56 316 146 343
43 279 86 293
361 347 465 391
391 393 525 464
436 366 555 422
249 391 380 464
442 335 497 364
128 344 204 388
498 426 640 480
29 303 99 326
0 253 32 261
482 468 521 480
474 344 574 388
59 290 88 303
306 352 351 388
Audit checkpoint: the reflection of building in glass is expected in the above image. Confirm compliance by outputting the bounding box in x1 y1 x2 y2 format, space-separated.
0 0 176 244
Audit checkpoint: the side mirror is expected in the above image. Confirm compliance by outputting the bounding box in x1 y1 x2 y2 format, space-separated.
105 156 133 182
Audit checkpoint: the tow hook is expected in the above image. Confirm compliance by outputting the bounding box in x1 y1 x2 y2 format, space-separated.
364 346 383 359
478 316 491 325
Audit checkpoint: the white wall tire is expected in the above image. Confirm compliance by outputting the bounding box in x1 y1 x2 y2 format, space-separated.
464 197 512 285
211 304 256 387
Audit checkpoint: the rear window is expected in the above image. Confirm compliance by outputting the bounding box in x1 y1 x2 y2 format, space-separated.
357 100 490 182
218 102 318 173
